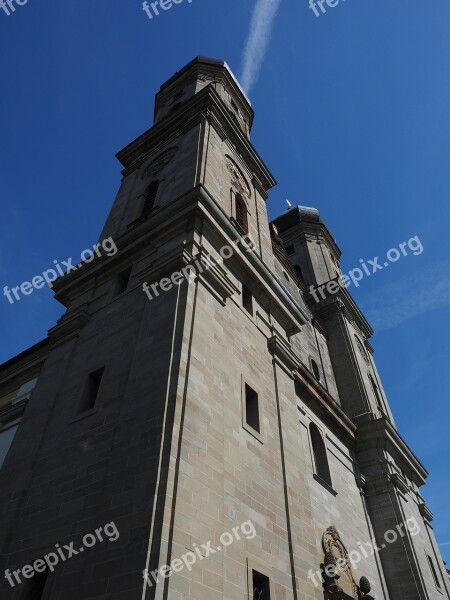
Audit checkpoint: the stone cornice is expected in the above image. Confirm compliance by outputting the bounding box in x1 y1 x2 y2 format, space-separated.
48 307 90 348
195 249 240 303
356 415 428 486
390 471 410 495
283 221 341 259
295 364 357 442
268 332 301 377
0 339 48 391
116 86 276 191
51 185 309 335
306 285 374 339
0 397 28 428
418 501 434 523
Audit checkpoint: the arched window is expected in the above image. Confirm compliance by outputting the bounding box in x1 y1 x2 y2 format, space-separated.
309 423 332 487
235 193 248 233
369 374 382 409
142 181 160 217
310 358 321 381
355 334 369 364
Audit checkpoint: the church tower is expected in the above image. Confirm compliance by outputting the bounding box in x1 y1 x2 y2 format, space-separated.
0 57 448 600
272 205 449 599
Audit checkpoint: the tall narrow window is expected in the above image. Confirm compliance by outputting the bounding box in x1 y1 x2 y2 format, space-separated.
235 194 248 233
294 265 304 281
427 554 441 589
78 367 104 413
113 267 131 297
245 384 260 433
142 181 159 217
252 570 270 600
309 423 332 487
242 284 253 315
28 565 49 599
369 374 383 409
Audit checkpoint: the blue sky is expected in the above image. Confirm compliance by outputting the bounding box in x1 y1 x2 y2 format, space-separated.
1 0 449 564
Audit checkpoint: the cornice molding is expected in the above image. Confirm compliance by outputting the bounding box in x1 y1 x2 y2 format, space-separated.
51 185 310 335
306 285 374 339
116 86 276 191
0 340 48 391
195 248 239 304
268 332 301 378
356 415 428 486
418 501 434 523
295 364 356 441
0 397 28 428
48 307 90 348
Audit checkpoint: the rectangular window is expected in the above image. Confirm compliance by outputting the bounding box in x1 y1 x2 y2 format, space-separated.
242 285 253 315
78 367 104 413
114 268 131 296
252 570 270 600
29 566 49 599
245 384 260 433
427 554 441 589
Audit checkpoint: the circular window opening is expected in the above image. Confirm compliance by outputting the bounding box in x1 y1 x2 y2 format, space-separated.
310 358 321 381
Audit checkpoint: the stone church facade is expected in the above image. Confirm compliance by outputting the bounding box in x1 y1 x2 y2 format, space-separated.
0 57 448 600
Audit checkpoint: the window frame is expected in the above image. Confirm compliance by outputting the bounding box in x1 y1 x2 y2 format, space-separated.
231 190 249 234
246 558 275 600
241 378 263 443
308 421 334 492
242 283 254 316
426 553 442 591
26 563 50 599
141 180 161 217
113 267 132 298
72 364 107 421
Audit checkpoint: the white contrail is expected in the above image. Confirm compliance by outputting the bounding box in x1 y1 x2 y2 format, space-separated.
240 0 282 95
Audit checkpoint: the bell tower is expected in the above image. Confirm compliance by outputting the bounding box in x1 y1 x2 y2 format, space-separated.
97 57 276 270
272 205 448 600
